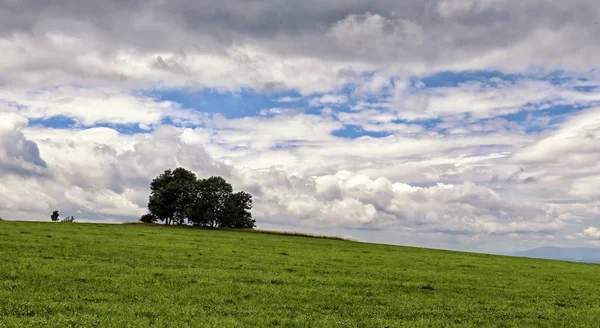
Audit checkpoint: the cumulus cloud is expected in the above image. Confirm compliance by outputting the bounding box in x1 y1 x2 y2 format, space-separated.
0 110 47 175
235 168 562 234
576 227 600 239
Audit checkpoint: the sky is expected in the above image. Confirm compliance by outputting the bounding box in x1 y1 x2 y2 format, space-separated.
1 0 600 254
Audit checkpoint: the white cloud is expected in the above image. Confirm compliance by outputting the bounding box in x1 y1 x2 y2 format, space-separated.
235 168 562 234
204 113 343 151
576 227 600 239
0 175 55 214
277 96 302 103
390 78 600 121
570 176 600 200
0 86 201 128
309 94 349 107
0 33 369 94
64 186 145 217
0 110 47 175
513 106 600 166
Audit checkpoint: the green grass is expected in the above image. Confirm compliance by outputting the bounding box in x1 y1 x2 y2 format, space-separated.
1 221 600 327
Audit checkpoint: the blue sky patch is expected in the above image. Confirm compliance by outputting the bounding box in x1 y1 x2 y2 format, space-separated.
147 88 304 119
19 70 598 141
28 116 77 129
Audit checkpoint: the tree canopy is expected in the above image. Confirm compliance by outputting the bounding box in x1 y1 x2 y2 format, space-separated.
147 168 199 226
145 168 255 229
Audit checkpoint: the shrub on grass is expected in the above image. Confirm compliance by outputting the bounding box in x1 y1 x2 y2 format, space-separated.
61 216 75 223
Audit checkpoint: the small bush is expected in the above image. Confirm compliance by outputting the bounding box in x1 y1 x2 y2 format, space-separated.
61 216 75 223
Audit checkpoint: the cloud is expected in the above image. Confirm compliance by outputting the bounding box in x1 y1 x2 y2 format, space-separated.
204 112 343 151
309 94 349 107
576 227 600 239
336 109 424 134
513 106 600 166
0 110 47 175
1 1 600 91
277 96 302 103
0 175 56 216
389 78 600 121
0 86 202 128
327 13 424 61
0 32 366 94
235 168 562 234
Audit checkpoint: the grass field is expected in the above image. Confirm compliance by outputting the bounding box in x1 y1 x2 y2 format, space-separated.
1 221 600 327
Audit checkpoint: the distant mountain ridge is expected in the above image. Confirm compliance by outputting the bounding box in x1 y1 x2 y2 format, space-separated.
512 246 600 263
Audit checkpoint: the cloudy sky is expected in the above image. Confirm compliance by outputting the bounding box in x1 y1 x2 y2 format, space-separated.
1 0 600 253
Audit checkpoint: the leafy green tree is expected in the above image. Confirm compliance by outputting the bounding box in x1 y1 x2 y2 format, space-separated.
139 213 158 223
222 191 255 228
50 210 59 222
188 176 233 227
148 168 198 225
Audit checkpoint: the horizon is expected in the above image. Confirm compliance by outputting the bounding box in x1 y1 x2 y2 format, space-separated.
1 0 600 254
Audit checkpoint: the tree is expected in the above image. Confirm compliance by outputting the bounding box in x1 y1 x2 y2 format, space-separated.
222 191 255 228
187 176 234 227
148 168 198 225
50 210 59 222
139 213 158 223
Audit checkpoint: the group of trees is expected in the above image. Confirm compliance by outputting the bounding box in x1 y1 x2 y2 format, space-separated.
141 168 255 229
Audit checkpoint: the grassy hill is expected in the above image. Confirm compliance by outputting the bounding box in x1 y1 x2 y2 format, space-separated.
1 221 599 327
